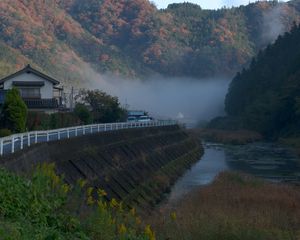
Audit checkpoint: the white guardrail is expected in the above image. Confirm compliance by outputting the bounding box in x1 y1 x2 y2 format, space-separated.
0 120 177 156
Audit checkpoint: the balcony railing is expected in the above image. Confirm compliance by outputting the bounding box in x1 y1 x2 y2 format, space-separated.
23 98 59 109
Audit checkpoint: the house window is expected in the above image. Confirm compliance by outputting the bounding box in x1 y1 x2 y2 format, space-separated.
19 88 41 99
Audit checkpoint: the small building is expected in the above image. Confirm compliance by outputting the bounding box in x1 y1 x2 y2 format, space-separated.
127 110 147 118
0 65 64 113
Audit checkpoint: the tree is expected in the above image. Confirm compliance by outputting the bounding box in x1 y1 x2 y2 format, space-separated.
75 89 127 123
2 88 28 133
74 103 93 124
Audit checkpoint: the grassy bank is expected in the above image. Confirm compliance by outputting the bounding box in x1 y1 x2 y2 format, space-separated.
147 172 300 240
0 164 154 240
192 128 263 145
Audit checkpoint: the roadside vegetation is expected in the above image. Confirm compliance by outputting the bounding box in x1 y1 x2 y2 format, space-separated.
0 164 154 240
0 89 127 136
147 172 300 240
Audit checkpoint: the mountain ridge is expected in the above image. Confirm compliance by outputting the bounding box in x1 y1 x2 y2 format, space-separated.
0 0 300 86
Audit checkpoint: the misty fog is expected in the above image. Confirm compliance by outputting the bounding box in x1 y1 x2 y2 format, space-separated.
80 66 230 127
262 4 285 44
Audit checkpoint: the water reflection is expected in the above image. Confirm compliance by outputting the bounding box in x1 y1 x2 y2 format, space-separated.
168 143 228 202
168 142 300 203
225 142 300 182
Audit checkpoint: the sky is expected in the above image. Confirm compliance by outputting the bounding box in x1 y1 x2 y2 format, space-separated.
152 0 288 9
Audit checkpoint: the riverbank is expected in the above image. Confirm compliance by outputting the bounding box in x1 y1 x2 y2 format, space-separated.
192 128 263 145
194 128 300 158
147 172 300 240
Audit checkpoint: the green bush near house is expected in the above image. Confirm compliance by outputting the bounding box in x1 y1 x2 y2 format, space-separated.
1 88 27 133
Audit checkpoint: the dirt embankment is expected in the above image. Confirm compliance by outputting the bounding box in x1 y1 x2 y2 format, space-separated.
0 125 203 208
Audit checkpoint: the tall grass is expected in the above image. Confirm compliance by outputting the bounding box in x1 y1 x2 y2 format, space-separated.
194 129 263 144
148 172 300 240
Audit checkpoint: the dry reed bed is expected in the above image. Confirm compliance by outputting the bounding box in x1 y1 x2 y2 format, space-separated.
148 172 300 240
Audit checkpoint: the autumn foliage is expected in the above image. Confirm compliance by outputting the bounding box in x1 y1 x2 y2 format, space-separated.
0 0 300 82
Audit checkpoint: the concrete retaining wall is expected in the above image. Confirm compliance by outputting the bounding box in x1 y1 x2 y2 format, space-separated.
0 125 203 207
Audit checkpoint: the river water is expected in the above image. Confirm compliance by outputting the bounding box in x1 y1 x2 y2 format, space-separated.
168 142 300 203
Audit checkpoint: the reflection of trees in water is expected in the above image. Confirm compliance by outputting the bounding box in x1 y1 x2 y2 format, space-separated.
223 143 300 181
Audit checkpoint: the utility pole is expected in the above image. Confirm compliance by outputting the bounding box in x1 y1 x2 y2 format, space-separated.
70 86 74 111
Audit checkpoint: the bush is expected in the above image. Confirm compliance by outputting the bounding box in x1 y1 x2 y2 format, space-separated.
76 89 127 123
2 88 27 133
0 164 154 240
0 128 12 137
74 103 93 125
27 112 80 131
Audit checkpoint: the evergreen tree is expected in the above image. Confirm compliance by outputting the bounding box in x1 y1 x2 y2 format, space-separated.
2 88 28 133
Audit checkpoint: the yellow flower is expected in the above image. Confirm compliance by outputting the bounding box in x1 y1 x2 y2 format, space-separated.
170 212 177 221
97 200 107 211
86 187 94 205
110 198 119 208
87 187 93 196
87 196 94 205
77 179 87 189
145 225 156 240
130 207 136 216
62 184 70 193
97 188 107 197
118 224 127 235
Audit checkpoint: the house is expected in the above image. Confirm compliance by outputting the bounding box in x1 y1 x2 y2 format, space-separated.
0 65 64 113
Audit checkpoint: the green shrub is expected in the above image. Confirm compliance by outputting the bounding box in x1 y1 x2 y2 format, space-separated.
2 88 27 133
0 128 12 137
0 165 154 240
27 112 80 131
74 103 93 125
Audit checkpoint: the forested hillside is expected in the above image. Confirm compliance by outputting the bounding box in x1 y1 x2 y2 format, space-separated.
224 23 300 138
0 0 300 85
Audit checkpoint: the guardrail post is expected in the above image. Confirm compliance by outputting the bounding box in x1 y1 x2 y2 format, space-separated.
98 124 100 132
28 133 30 146
90 126 93 134
35 132 38 144
67 129 70 139
104 124 107 131
20 135 24 150
83 127 86 135
11 137 15 154
47 133 49 142
75 127 78 137
58 131 61 140
0 139 3 156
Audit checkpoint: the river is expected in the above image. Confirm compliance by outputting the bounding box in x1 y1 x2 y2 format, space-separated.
168 142 300 203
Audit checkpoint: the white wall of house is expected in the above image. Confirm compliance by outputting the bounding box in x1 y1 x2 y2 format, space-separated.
3 72 54 98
